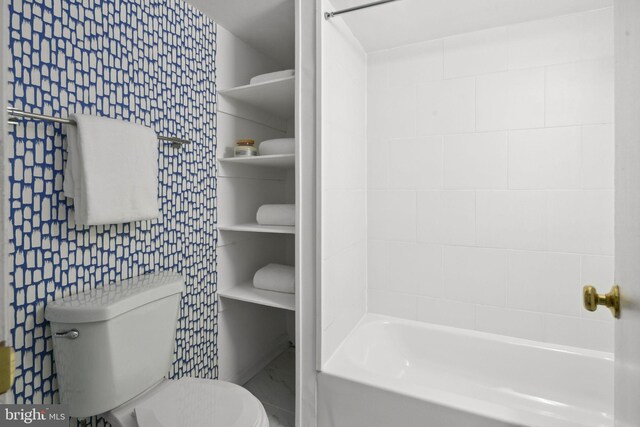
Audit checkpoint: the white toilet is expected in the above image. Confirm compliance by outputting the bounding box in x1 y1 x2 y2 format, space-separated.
45 271 269 427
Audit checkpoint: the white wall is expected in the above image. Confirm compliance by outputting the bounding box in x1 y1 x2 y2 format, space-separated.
319 0 368 365
216 25 295 384
366 8 614 352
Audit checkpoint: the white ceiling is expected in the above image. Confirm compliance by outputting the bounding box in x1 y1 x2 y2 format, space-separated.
327 0 613 52
187 0 612 64
187 0 295 68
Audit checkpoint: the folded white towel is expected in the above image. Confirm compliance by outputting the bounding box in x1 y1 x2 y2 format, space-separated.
256 204 295 226
253 264 295 294
259 138 295 156
63 114 160 225
250 69 295 85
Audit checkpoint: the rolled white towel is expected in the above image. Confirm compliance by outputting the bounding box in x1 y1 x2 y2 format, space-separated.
256 204 295 226
253 264 295 294
259 138 295 156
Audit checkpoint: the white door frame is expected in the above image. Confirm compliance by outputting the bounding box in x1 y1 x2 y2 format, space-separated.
0 0 13 404
295 0 318 425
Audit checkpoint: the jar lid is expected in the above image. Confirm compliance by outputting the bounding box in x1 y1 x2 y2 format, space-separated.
236 139 255 145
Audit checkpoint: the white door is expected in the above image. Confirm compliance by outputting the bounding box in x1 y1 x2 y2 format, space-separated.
615 1 640 426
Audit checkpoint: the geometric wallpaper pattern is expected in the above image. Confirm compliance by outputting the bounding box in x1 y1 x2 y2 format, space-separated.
7 0 217 422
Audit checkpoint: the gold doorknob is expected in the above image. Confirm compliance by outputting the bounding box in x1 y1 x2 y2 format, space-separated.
0 341 15 395
583 285 620 318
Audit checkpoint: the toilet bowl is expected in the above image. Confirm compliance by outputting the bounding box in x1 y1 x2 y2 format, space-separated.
104 378 268 427
44 272 269 426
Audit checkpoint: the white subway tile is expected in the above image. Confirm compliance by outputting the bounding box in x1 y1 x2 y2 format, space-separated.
580 8 614 61
545 59 614 126
444 132 508 189
417 191 475 245
444 27 508 78
387 39 443 86
369 241 442 295
384 241 444 296
367 138 389 189
547 190 614 255
507 13 582 69
346 242 368 307
368 190 417 241
367 51 388 91
581 124 614 189
322 189 366 259
368 289 418 320
363 8 614 352
443 246 507 306
508 127 582 189
323 242 366 331
323 120 367 189
476 191 548 250
417 297 476 329
476 68 545 131
368 85 417 139
581 255 614 289
385 241 424 294
475 306 545 341
322 255 345 330
367 240 389 292
388 137 443 189
507 251 581 316
416 77 476 135
544 314 613 352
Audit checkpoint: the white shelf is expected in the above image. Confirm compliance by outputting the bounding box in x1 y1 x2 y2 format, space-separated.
219 282 295 311
219 223 295 235
219 76 295 119
219 154 295 168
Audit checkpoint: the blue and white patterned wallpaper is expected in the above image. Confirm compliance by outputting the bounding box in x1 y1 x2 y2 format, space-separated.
7 0 218 418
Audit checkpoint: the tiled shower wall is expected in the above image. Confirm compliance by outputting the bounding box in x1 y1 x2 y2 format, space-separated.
367 7 614 351
320 0 367 364
7 0 217 410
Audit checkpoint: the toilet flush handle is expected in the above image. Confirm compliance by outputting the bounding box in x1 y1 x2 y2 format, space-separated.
53 329 80 339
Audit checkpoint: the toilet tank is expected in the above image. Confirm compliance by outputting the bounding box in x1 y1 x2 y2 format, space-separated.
45 271 184 418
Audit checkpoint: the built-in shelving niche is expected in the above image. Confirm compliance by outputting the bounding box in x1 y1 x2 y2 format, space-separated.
218 77 296 313
218 76 295 119
207 2 297 423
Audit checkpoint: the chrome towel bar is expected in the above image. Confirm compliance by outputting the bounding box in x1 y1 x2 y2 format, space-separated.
6 106 191 148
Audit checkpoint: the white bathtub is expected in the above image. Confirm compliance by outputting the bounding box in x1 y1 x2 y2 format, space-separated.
318 314 613 427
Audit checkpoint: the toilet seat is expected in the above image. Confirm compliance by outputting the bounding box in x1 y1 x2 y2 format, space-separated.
104 378 269 427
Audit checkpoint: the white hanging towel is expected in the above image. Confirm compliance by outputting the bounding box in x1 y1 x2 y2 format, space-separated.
253 264 295 294
63 114 160 225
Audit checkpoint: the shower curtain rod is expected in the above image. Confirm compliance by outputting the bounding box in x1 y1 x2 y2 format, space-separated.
324 0 400 20
6 106 191 148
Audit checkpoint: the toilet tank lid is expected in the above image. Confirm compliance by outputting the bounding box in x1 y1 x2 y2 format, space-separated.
45 271 185 324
